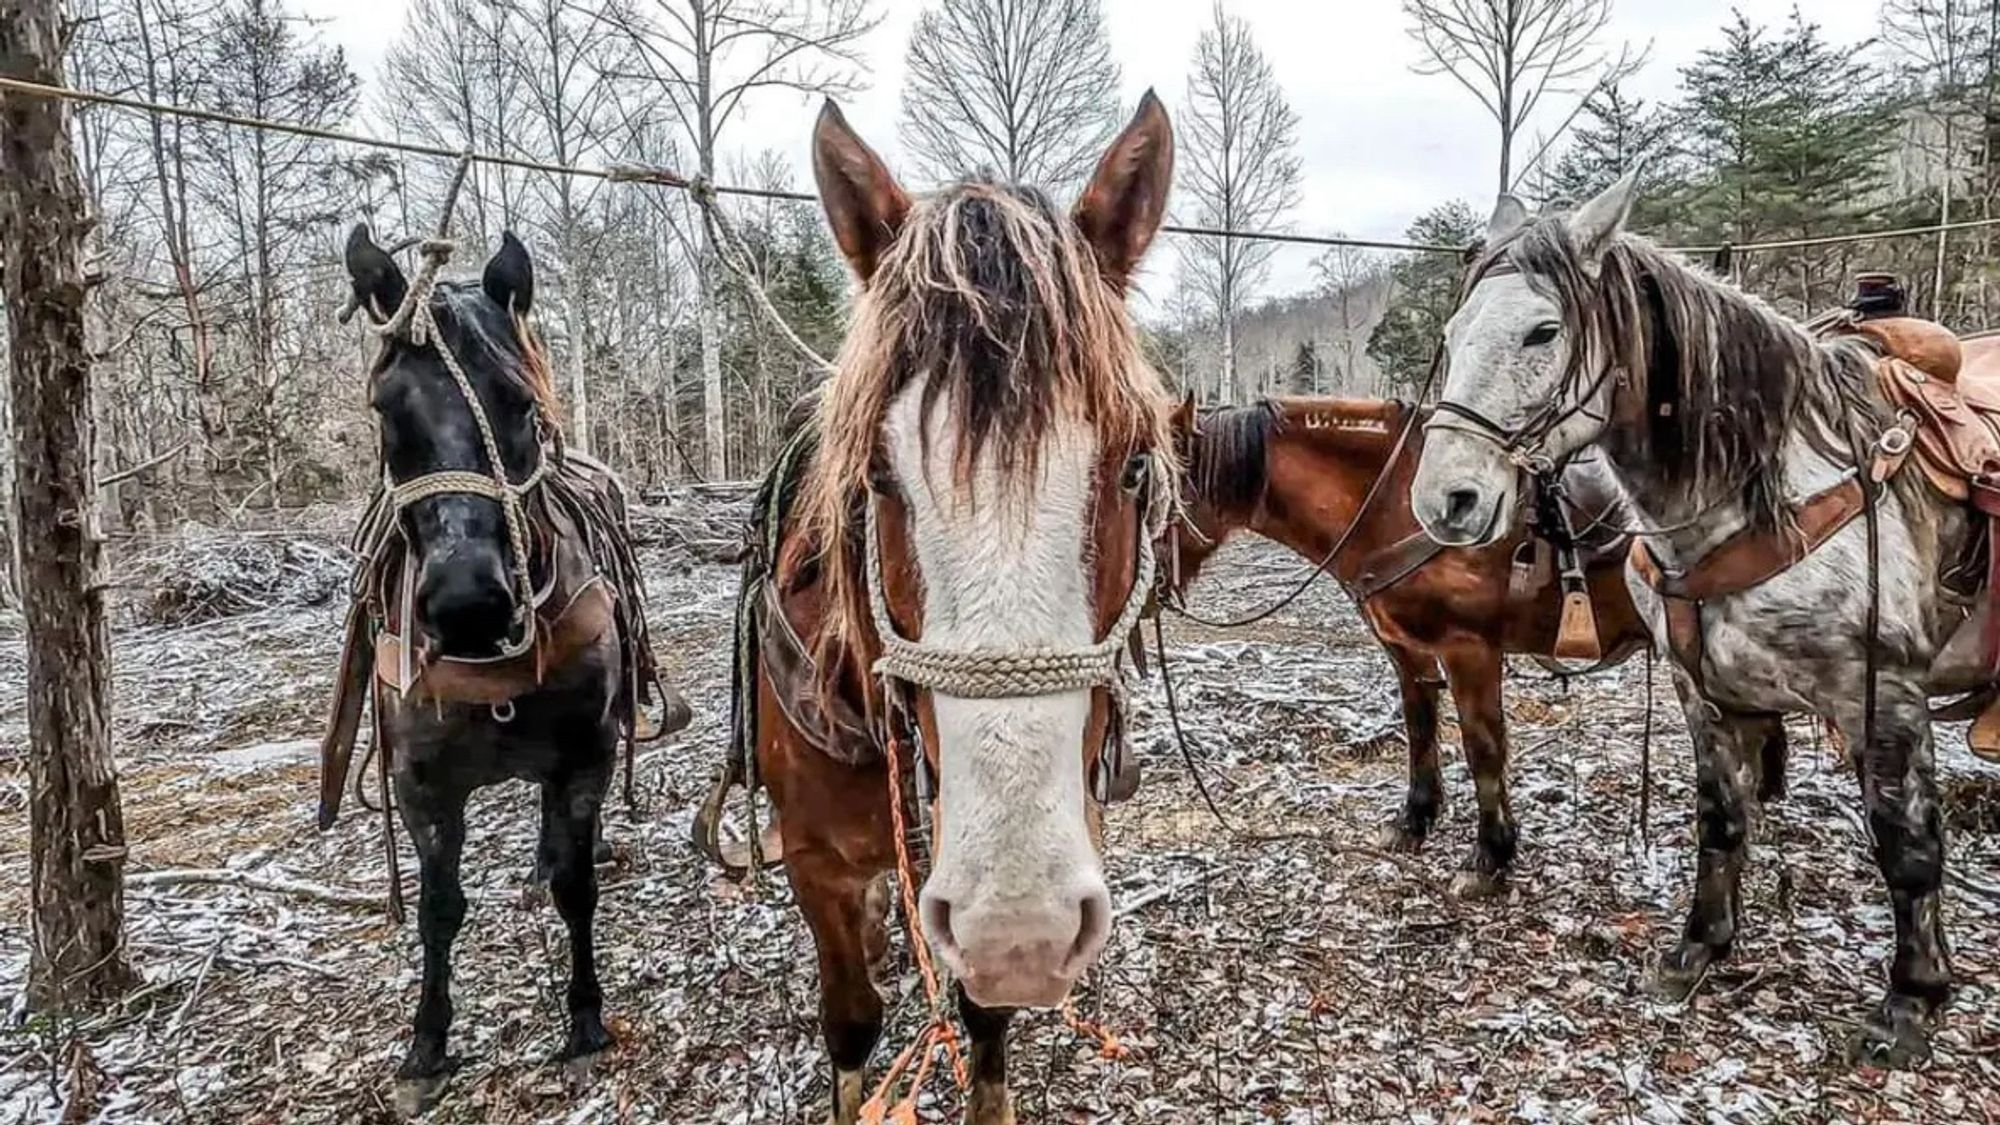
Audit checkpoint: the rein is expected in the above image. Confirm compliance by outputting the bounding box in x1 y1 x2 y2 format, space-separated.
1164 297 1462 629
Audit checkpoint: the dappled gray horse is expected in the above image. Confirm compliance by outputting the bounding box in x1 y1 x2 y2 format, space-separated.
1407 175 1959 1067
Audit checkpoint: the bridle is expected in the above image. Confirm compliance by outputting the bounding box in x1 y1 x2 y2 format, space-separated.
1422 258 1625 484
862 449 1172 804
363 238 553 664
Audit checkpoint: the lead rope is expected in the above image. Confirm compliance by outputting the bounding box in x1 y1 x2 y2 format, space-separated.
861 726 967 1124
858 471 1169 1116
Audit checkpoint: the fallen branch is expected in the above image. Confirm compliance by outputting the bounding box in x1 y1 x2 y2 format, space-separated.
98 438 192 489
126 868 381 910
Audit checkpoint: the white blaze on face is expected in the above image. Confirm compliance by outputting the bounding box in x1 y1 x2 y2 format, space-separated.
884 380 1113 1010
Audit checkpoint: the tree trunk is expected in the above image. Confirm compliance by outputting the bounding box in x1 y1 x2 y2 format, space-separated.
564 283 591 457
696 40 725 481
1 0 137 1010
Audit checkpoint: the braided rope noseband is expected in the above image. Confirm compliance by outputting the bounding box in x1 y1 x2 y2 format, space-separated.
863 469 1169 702
371 237 548 662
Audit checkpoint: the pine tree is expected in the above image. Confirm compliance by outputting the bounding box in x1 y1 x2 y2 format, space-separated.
1543 85 1678 219
1675 9 1899 307
1366 200 1479 395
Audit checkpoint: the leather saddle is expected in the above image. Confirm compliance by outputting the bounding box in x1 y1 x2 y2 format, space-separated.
1842 316 2000 502
1824 305 2000 755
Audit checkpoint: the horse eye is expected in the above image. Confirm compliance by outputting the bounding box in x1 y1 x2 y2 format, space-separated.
1524 322 1560 347
866 463 898 498
1120 452 1151 493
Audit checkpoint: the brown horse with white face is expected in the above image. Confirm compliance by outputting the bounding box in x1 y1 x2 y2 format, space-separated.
755 96 1175 1123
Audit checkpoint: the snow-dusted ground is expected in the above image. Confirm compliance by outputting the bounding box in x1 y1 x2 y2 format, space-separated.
7 524 2000 1123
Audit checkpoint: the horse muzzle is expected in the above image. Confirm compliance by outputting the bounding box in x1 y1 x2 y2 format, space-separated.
920 875 1112 1008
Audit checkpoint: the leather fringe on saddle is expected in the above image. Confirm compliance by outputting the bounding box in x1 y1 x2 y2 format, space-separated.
317 451 690 916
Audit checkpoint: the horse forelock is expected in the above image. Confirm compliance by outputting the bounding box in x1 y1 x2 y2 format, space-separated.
431 282 565 429
1498 217 1888 533
798 176 1176 683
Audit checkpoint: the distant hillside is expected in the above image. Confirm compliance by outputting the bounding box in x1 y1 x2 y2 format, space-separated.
1152 272 1395 403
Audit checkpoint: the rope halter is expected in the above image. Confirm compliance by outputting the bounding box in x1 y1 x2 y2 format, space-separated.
862 460 1170 704
370 236 549 663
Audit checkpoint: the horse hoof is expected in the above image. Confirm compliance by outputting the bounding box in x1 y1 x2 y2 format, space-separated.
1449 869 1504 900
1646 946 1715 1003
1848 1000 1934 1069
560 1016 616 1064
593 838 616 866
1373 820 1426 853
394 1074 450 1118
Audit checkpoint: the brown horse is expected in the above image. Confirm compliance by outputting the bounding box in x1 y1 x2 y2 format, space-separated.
1168 395 1790 894
743 97 1176 1123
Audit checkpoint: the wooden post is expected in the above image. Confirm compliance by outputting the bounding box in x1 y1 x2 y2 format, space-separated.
2 0 137 1007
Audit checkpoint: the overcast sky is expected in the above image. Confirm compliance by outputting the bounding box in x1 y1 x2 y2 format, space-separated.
300 0 1886 299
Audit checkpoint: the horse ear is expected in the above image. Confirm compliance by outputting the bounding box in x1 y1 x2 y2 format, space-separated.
344 223 407 323
1074 91 1175 290
1486 193 1529 246
1569 168 1641 274
813 100 911 283
484 230 535 313
1172 390 1197 431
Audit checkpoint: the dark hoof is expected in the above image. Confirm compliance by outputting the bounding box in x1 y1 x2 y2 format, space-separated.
1647 943 1718 1002
661 693 693 735
1373 819 1427 853
593 837 616 866
560 1014 616 1063
1450 868 1505 900
1848 998 1934 1069
393 1071 451 1118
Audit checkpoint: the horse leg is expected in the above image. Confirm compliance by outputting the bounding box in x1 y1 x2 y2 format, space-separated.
1839 683 1951 1067
394 785 469 1115
1440 643 1517 898
960 987 1017 1124
541 762 614 1063
791 852 887 1125
1649 704 1759 1001
1750 713 1788 802
531 797 615 885
1374 643 1444 853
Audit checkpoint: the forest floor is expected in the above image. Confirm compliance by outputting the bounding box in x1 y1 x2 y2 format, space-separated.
9 495 2000 1123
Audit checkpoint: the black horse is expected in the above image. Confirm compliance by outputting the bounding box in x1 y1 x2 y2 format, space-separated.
330 226 668 1113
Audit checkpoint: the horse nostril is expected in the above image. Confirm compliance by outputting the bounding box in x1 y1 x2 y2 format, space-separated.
1060 883 1113 977
1444 487 1482 528
920 891 961 970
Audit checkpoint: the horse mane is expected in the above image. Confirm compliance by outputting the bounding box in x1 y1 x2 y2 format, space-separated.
1482 217 1886 533
1190 400 1281 516
795 177 1175 675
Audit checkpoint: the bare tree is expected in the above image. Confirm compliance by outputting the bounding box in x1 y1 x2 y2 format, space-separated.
504 0 631 456
379 0 529 246
601 0 877 480
1312 239 1385 395
898 0 1122 191
1883 0 1990 317
3 0 137 1009
1404 0 1641 193
1176 1 1300 404
198 0 359 506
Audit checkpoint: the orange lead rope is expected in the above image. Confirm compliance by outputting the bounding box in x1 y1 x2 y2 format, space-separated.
861 730 967 1124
